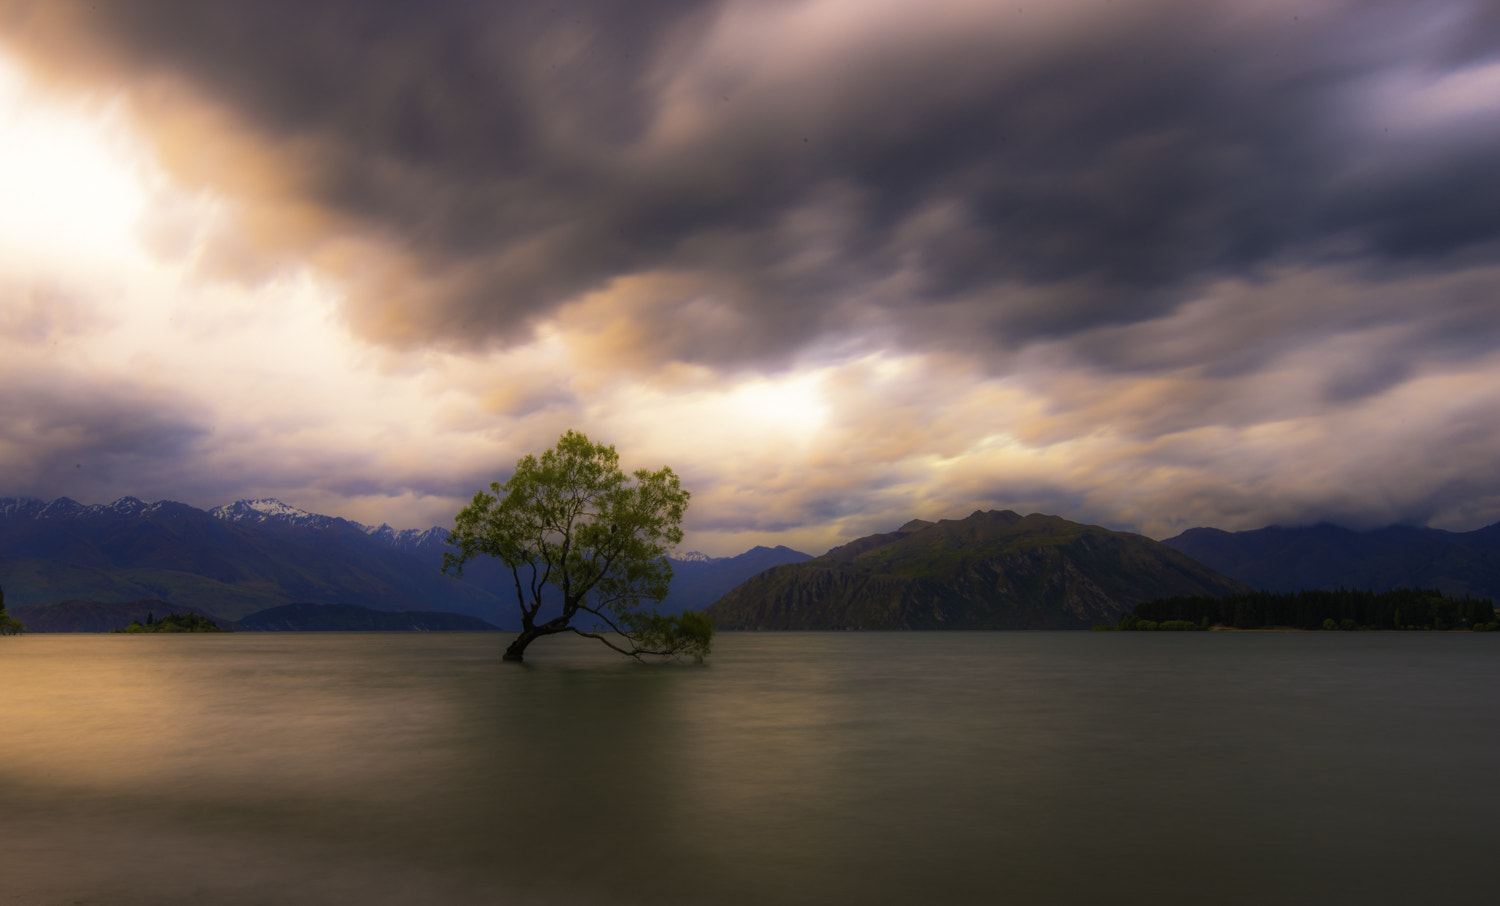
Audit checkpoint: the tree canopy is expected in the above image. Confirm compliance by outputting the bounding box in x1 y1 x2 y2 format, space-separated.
444 430 711 663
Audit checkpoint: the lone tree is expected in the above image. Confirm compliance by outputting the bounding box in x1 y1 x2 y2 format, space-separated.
0 584 23 636
444 430 712 663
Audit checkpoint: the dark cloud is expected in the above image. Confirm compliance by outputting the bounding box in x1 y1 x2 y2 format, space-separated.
0 372 209 501
0 361 480 524
3 0 1499 545
2 0 1494 368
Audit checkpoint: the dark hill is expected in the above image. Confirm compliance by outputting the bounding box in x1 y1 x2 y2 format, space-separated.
237 602 500 631
657 546 812 614
1162 521 1500 599
11 598 230 633
703 510 1248 630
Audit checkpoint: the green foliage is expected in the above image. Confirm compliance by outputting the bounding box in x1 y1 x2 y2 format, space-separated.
1157 619 1204 631
1120 618 1209 631
0 584 23 635
620 609 714 664
444 430 707 663
1123 588 1495 631
114 612 228 633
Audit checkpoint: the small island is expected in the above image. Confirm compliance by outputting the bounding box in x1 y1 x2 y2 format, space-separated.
0 584 24 635
115 612 229 633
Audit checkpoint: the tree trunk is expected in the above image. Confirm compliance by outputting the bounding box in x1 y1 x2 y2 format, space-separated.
505 611 575 661
503 630 534 661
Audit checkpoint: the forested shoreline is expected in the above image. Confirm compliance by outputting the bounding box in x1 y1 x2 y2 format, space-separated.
1112 588 1497 631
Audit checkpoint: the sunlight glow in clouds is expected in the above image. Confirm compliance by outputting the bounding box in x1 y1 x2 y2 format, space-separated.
0 58 144 270
2 1 1500 554
0 48 867 543
725 376 829 438
0 51 492 526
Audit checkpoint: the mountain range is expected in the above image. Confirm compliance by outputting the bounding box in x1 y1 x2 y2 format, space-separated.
0 496 504 621
0 496 809 629
7 495 1499 633
704 510 1248 630
1161 522 1500 601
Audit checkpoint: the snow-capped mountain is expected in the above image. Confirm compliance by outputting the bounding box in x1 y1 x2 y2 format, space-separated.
0 496 176 520
364 524 452 554
211 500 452 553
0 497 47 519
8 494 453 553
210 498 353 530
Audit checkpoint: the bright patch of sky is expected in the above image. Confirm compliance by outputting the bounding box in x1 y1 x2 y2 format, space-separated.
0 49 856 548
3 2 1499 556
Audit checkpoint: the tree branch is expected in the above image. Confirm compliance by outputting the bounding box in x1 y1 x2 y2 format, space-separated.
509 563 532 626
565 626 649 661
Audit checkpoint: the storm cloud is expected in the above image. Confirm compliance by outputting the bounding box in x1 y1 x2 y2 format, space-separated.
0 0 1497 550
5 0 1493 359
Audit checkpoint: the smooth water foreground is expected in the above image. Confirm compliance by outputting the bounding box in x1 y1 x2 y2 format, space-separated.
1 632 1495 905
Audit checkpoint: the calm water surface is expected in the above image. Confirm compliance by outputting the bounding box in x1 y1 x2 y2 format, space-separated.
1 632 1495 905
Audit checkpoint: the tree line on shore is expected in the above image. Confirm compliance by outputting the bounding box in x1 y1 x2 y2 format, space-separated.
1106 587 1498 631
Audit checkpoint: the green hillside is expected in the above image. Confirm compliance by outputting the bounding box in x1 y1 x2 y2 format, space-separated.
704 510 1248 630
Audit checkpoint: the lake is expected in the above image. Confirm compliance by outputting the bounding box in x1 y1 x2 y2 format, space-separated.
1 632 1495 905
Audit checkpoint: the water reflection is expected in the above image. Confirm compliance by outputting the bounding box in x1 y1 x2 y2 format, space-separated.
1 632 1496 904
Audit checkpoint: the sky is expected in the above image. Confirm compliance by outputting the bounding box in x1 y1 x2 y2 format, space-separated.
0 0 1497 556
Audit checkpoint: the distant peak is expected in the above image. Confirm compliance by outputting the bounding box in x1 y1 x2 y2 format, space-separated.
212 498 313 521
208 499 344 529
2 497 190 520
897 519 936 532
674 551 716 563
